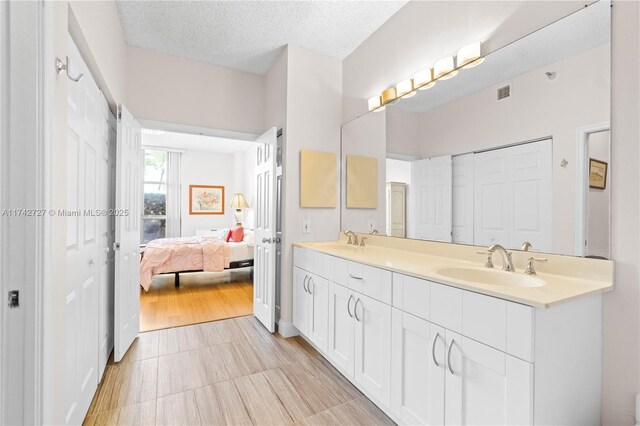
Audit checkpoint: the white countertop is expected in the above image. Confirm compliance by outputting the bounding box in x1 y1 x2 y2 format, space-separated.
293 236 614 308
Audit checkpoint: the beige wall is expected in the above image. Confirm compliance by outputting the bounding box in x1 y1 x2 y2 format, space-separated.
127 47 265 135
342 1 588 123
278 45 343 326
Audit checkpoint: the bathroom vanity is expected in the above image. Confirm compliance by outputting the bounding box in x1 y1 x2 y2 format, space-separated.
292 235 613 425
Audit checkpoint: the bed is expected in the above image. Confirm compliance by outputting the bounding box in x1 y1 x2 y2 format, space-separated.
140 229 255 291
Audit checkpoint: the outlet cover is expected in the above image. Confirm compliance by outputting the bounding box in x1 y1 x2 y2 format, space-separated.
303 220 311 234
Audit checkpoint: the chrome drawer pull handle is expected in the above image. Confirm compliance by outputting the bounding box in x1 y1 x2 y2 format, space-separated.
303 276 309 293
447 338 456 375
347 295 354 318
354 298 362 322
349 274 363 280
432 332 441 367
307 277 314 295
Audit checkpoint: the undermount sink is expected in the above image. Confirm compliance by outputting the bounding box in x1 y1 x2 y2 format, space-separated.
436 267 545 288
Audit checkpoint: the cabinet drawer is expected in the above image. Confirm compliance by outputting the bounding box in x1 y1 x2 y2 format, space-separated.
293 247 327 277
430 282 462 333
392 273 430 321
347 262 392 305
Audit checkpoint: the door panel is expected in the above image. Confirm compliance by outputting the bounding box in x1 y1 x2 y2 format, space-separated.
293 267 309 336
328 283 355 377
253 127 278 332
114 105 142 362
355 294 391 408
412 156 452 241
452 154 474 244
308 275 329 353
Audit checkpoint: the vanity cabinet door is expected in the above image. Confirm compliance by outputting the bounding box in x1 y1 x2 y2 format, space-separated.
328 282 355 378
354 293 392 408
391 309 445 425
445 332 533 425
308 274 329 354
293 267 309 336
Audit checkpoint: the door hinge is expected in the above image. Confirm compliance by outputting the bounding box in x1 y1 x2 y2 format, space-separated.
8 290 19 308
114 242 121 250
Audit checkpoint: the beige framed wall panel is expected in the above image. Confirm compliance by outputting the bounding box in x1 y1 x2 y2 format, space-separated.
300 149 337 208
346 155 378 208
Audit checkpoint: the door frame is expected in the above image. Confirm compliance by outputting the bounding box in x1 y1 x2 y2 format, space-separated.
575 122 611 256
1 1 55 424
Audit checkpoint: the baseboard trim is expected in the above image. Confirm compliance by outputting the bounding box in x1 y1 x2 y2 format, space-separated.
277 320 299 338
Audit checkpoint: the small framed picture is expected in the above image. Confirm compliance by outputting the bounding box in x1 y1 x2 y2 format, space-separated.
589 159 608 190
189 185 225 215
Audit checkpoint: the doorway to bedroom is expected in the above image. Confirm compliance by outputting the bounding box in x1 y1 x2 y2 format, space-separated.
139 127 259 332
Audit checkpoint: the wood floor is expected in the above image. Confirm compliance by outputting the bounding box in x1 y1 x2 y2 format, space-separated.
140 270 254 332
84 316 394 426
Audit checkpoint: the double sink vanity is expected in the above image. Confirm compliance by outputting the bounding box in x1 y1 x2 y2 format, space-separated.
292 233 613 425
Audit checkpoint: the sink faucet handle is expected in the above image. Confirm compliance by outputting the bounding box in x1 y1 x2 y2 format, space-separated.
359 237 367 247
477 251 494 269
525 257 548 275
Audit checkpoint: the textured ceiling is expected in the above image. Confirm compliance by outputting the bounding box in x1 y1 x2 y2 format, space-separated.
116 0 408 75
397 0 610 113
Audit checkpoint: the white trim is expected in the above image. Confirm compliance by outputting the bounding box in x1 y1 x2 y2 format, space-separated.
138 119 259 142
575 121 610 256
277 320 299 338
386 152 419 161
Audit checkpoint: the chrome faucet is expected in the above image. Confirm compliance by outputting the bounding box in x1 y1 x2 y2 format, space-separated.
344 230 359 245
524 257 547 275
488 244 515 272
521 241 533 251
369 229 379 235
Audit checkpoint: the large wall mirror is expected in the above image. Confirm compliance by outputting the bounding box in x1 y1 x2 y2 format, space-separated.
341 0 611 258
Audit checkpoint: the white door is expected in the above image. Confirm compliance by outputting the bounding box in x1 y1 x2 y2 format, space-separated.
412 156 452 241
386 182 406 237
445 333 533 425
474 140 552 251
293 267 309 336
308 275 329 353
452 154 474 245
254 127 278 332
328 282 355 377
64 37 107 425
391 310 445 425
114 105 142 362
354 294 392 408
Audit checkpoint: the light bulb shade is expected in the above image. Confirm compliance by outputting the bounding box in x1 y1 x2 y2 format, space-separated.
457 41 483 69
230 193 249 209
433 56 457 80
368 95 382 111
381 87 398 105
396 79 414 97
413 69 436 90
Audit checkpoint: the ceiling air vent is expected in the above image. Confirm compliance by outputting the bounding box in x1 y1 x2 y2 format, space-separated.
497 85 511 101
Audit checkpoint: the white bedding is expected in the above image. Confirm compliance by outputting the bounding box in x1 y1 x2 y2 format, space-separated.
228 241 254 262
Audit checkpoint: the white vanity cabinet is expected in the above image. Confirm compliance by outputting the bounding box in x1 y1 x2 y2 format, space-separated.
292 246 601 425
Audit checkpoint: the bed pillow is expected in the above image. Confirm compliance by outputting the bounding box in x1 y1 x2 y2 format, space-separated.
243 230 255 245
225 229 232 242
229 226 244 242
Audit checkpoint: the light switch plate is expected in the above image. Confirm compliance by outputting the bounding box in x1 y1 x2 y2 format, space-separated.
303 220 311 234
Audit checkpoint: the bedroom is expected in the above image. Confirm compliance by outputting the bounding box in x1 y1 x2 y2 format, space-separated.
139 128 261 331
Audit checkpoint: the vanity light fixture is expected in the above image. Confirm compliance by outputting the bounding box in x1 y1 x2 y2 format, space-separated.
368 95 384 112
396 79 416 98
433 56 458 80
457 41 484 69
413 69 436 90
381 87 399 105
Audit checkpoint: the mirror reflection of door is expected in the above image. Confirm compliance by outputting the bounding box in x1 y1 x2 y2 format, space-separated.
585 130 611 259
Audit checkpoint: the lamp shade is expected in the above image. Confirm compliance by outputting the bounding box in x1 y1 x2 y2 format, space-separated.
457 41 484 69
368 95 383 111
413 69 436 90
396 79 415 98
433 56 458 80
381 87 398 105
230 193 249 209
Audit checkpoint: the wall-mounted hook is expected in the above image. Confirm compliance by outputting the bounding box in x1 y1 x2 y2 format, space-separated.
55 56 84 82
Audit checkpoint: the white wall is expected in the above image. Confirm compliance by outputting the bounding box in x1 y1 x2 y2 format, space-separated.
414 45 609 255
341 110 386 234
342 1 588 123
386 158 412 184
127 47 265 135
180 150 245 236
279 45 342 326
587 130 610 259
386 107 419 158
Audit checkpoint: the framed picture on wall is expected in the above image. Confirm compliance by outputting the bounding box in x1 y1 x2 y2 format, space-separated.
589 159 608 190
189 185 225 215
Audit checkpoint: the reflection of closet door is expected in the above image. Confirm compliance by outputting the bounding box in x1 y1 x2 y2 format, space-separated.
452 154 474 245
386 183 406 237
473 139 552 251
412 156 452 242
